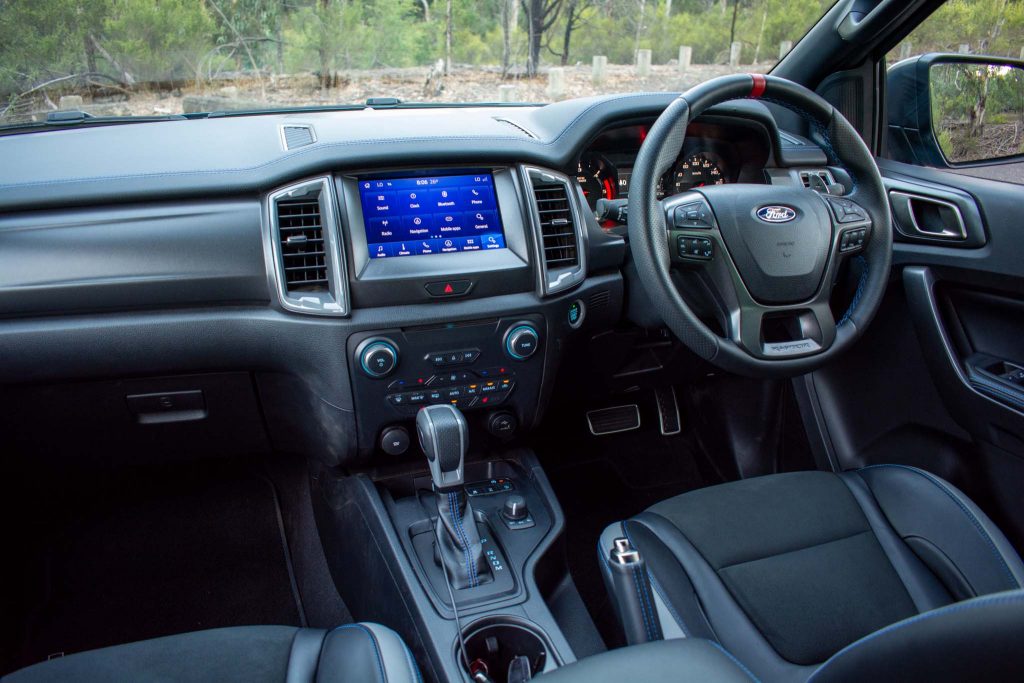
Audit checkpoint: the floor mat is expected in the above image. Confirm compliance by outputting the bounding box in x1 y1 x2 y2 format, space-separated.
537 398 721 648
10 466 304 671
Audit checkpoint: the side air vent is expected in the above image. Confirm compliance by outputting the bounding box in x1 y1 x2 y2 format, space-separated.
281 124 316 150
589 289 610 311
268 178 348 316
525 167 586 296
277 196 327 291
799 169 836 193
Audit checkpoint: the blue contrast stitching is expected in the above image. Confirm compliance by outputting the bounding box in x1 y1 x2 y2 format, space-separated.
808 589 1024 681
969 375 1024 411
752 95 859 193
448 491 477 588
859 464 1021 589
331 624 388 683
647 571 690 637
622 525 675 637
838 255 868 327
631 564 656 640
401 637 423 683
707 640 761 682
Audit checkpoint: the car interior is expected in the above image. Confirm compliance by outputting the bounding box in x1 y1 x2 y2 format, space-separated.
2 0 1024 681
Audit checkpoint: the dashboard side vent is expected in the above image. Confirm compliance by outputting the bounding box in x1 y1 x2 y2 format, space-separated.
277 196 327 292
281 124 316 150
268 178 348 316
525 167 586 296
799 169 836 193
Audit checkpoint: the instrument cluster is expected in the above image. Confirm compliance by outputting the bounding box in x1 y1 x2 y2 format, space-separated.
575 119 772 219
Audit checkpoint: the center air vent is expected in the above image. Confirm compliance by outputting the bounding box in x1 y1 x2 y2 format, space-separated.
278 195 327 292
526 167 586 296
268 178 348 316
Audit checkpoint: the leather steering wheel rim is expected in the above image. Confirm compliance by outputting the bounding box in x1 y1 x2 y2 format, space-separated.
627 74 892 378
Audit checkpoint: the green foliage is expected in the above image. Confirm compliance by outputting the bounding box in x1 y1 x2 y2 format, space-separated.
103 0 215 81
3 0 1023 111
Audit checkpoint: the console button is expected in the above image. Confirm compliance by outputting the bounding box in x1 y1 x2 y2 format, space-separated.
380 426 410 456
488 411 518 438
424 279 472 297
504 324 540 361
407 391 427 404
427 389 445 403
386 393 408 406
356 338 399 378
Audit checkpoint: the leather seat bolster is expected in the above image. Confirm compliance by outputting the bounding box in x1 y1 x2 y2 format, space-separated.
534 637 756 683
855 464 1024 597
3 624 420 683
838 471 953 612
809 589 1024 683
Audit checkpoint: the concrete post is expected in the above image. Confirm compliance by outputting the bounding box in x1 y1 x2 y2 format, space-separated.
678 46 692 71
779 41 793 60
547 68 566 99
498 84 518 103
592 55 607 85
636 49 652 77
958 44 971 54
729 42 742 67
899 42 912 60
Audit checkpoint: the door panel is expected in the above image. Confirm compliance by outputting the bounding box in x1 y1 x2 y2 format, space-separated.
800 156 1024 551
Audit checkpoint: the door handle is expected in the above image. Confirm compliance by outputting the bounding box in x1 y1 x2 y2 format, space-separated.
890 191 968 241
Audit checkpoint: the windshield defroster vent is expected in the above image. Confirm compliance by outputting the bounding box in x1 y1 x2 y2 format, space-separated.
525 167 586 296
281 124 316 150
267 178 348 316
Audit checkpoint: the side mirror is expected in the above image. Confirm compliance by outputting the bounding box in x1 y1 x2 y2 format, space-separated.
887 53 1024 166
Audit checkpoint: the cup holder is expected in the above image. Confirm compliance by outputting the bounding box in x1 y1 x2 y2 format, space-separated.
457 616 549 682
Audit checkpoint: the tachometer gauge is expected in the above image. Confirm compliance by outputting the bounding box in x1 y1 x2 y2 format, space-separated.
670 152 726 193
576 152 618 209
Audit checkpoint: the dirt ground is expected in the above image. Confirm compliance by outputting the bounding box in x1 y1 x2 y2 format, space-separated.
19 62 770 119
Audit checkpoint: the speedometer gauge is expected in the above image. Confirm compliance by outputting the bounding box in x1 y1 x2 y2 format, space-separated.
670 153 726 193
576 152 618 209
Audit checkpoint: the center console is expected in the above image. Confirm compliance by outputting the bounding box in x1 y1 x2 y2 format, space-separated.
300 163 624 681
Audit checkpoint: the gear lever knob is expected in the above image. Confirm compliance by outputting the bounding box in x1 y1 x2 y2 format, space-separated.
416 404 468 491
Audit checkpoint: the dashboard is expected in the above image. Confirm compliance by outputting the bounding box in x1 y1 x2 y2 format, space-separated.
0 92 831 468
575 119 773 212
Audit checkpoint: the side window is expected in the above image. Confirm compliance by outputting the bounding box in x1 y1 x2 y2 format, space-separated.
884 0 1024 183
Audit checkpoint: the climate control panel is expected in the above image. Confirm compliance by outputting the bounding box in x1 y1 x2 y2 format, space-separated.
347 315 546 455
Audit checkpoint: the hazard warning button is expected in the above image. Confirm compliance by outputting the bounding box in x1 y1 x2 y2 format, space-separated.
424 280 472 297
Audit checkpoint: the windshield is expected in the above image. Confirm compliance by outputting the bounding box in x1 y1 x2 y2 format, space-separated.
1 1 836 127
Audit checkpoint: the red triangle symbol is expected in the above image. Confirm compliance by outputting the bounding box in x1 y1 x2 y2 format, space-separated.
443 283 454 294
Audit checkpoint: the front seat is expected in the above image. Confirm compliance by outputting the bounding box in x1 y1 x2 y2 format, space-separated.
600 465 1024 681
2 623 420 683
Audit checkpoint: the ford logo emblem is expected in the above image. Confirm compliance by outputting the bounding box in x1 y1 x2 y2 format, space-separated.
756 205 797 223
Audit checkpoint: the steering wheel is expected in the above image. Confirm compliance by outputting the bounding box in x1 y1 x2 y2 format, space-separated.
628 74 892 377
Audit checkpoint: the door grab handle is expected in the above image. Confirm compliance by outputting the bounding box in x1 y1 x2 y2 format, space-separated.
890 191 968 241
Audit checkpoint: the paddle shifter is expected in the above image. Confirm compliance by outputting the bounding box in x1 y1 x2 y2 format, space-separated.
416 404 489 590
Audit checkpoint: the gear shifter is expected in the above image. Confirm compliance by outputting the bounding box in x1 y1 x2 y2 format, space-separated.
416 405 490 590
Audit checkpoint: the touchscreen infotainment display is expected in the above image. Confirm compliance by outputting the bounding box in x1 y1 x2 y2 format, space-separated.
359 172 506 259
